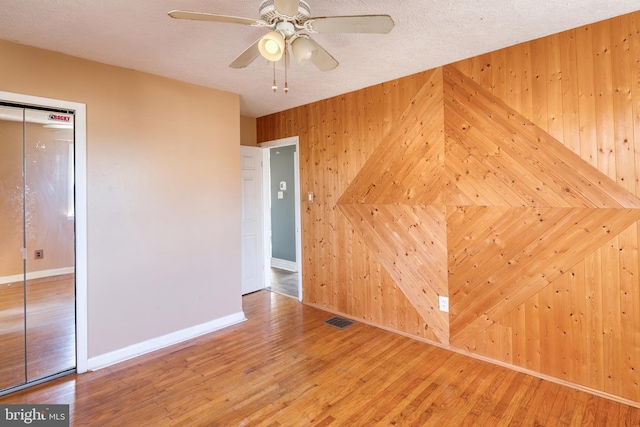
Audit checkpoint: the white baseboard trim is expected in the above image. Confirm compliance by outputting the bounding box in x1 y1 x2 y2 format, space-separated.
0 267 75 285
87 311 246 371
271 258 297 272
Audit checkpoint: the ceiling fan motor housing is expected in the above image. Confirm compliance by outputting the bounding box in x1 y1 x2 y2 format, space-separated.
275 21 296 37
259 0 311 24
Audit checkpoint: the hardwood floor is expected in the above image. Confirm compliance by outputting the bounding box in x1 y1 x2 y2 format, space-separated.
25 274 76 381
1 290 638 426
0 274 75 391
268 267 298 299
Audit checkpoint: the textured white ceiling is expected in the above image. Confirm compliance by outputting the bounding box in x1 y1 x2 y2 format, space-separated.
1 1 638 117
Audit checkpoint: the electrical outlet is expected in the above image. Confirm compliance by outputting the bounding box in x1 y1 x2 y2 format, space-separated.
34 249 44 260
438 296 449 313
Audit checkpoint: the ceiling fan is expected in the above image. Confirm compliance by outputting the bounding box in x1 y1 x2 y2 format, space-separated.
168 0 394 76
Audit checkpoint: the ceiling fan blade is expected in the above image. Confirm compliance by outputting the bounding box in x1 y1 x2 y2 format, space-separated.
306 39 338 72
229 39 262 69
168 10 258 26
306 15 394 34
274 0 300 17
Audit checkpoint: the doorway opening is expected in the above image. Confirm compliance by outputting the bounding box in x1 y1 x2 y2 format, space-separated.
259 137 302 301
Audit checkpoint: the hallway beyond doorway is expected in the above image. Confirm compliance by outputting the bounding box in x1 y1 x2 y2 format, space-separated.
267 267 298 299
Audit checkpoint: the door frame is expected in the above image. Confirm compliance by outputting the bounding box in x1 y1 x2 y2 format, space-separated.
0 90 88 373
258 136 302 301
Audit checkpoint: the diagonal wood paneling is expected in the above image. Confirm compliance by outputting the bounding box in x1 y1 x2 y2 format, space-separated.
338 68 448 344
444 65 640 209
338 204 448 343
338 68 445 206
447 206 640 345
444 64 640 345
465 223 640 399
336 47 640 349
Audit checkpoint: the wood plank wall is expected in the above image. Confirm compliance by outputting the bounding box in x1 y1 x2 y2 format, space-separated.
257 11 640 404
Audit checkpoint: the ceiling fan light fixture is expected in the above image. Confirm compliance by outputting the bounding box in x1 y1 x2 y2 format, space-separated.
291 37 317 65
258 31 285 61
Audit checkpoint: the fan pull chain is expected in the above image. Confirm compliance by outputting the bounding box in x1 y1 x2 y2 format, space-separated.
284 48 289 94
272 60 277 92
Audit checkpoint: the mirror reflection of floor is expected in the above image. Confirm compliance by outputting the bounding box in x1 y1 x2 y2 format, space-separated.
0 274 75 392
267 268 298 299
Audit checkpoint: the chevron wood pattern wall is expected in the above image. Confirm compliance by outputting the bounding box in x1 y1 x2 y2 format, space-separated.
257 10 640 404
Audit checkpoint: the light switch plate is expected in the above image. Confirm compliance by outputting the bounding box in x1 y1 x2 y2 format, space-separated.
278 191 284 199
438 296 449 312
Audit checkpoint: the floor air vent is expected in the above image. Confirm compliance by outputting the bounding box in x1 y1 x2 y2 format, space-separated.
324 316 354 330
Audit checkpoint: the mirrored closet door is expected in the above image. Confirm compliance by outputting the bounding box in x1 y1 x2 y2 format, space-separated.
0 104 76 394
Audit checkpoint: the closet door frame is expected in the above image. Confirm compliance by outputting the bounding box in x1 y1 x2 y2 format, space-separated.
0 91 88 374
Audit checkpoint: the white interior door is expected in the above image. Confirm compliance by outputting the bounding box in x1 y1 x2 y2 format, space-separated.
240 146 264 295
